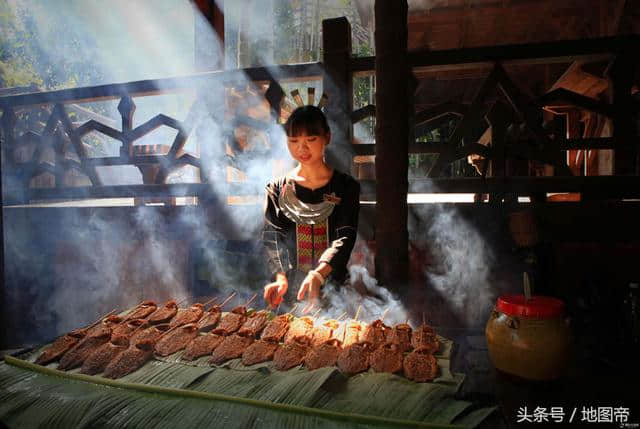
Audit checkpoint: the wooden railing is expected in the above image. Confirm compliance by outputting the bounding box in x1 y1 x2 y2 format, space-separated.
1 20 639 204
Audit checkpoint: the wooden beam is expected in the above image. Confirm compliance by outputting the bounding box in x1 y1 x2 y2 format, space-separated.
537 88 615 117
610 50 639 175
322 18 354 174
351 104 376 123
414 101 467 125
358 176 640 200
0 63 323 109
374 0 409 290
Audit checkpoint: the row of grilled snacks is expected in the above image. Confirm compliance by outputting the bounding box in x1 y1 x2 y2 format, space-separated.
35 299 441 382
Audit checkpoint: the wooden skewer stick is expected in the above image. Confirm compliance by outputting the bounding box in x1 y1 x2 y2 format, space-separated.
86 309 117 330
381 307 389 323
422 312 426 326
336 312 347 321
312 308 322 319
202 296 217 307
244 293 258 308
275 302 282 316
289 304 299 316
354 305 362 323
219 292 237 309
176 297 188 306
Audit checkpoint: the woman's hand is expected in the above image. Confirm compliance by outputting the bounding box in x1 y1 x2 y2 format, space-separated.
297 270 324 314
263 273 288 309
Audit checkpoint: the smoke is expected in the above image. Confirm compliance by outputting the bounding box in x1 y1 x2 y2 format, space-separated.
411 203 498 327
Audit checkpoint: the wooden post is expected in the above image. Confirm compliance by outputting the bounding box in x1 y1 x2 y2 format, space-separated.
322 17 353 175
610 49 638 175
194 0 225 71
486 102 509 203
0 109 10 347
374 0 409 291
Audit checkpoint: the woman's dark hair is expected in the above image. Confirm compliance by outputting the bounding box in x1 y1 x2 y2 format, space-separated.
283 105 330 138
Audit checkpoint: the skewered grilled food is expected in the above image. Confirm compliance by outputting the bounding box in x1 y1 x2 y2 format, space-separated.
274 336 311 370
212 306 248 335
80 335 129 375
197 305 222 332
337 341 372 375
35 328 86 365
103 339 155 379
260 314 290 342
58 328 112 370
342 320 364 347
168 303 205 329
310 319 339 347
124 301 157 321
182 333 224 361
148 300 178 324
283 316 314 344
369 342 403 373
154 323 199 357
130 323 171 346
209 332 254 365
388 323 413 352
87 315 122 337
304 338 342 370
241 339 280 366
411 324 439 353
237 310 269 337
111 319 147 339
403 347 438 382
362 319 390 349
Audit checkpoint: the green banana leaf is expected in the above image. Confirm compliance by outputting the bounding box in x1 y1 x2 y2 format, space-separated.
1 327 495 428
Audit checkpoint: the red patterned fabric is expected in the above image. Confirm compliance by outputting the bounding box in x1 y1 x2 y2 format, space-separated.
296 220 329 272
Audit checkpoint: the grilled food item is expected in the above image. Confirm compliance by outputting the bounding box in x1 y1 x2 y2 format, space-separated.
197 306 222 332
35 328 86 365
411 324 439 353
274 336 311 371
182 333 224 361
304 338 342 370
260 314 290 342
154 323 199 357
337 341 372 375
363 319 390 350
111 319 147 339
310 319 339 347
342 320 364 347
87 315 122 337
284 316 314 344
403 347 438 382
130 323 171 346
241 339 279 366
369 342 403 373
388 323 413 352
80 335 129 375
168 304 205 329
148 300 178 324
103 339 155 379
212 306 248 336
124 301 157 321
209 332 254 365
237 311 269 337
58 328 112 371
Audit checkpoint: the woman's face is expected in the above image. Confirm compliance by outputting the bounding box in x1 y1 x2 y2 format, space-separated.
287 130 330 166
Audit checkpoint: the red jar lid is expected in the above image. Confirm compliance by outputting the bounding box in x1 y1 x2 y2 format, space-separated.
496 294 565 318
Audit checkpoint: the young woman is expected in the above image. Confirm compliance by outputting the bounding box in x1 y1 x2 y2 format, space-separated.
262 105 360 313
